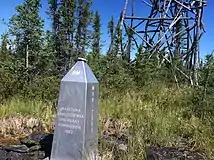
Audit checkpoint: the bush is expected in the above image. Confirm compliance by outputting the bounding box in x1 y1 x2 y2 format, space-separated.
21 76 60 102
0 67 16 103
87 54 135 91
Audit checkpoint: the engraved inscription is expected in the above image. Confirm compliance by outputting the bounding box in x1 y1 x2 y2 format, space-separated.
71 70 80 76
91 86 95 133
57 107 84 134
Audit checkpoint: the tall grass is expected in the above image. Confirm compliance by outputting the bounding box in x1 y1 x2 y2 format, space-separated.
0 84 214 159
99 84 214 159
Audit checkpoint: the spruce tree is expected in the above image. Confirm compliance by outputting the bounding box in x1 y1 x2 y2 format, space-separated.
81 0 92 54
107 16 114 55
75 0 82 56
0 33 10 61
35 30 56 76
113 25 122 56
58 0 77 73
75 0 92 56
9 0 44 69
47 0 77 75
92 11 101 55
47 0 59 54
108 16 114 45
47 0 61 75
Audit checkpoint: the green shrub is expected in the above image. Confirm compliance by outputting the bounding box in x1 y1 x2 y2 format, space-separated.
0 67 16 103
21 76 60 102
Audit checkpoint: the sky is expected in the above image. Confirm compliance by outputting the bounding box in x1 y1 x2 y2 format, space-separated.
0 0 213 60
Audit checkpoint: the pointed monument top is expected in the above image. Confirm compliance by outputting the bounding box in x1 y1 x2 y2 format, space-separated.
61 58 98 83
77 57 87 62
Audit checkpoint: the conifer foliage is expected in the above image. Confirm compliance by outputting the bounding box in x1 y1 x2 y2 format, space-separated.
0 0 213 102
9 0 44 69
92 11 101 55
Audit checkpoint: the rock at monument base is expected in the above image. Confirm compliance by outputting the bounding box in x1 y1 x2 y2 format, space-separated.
0 132 212 160
4 144 29 153
0 133 53 160
146 146 210 160
0 149 7 159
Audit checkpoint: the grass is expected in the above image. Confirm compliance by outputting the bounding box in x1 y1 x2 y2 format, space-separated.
0 98 55 138
0 84 214 159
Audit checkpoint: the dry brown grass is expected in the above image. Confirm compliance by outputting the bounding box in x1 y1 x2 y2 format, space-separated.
0 98 55 139
0 115 55 139
0 116 43 138
98 116 131 160
100 116 131 139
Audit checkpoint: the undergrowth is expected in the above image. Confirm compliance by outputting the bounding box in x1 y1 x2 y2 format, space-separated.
0 84 214 159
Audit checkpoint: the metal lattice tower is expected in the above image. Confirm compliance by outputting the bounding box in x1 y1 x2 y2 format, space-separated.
110 0 207 85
